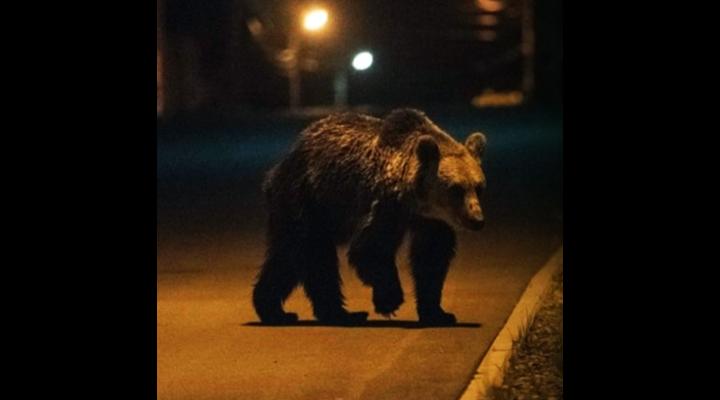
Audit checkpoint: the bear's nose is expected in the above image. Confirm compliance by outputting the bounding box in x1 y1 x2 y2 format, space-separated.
468 204 483 221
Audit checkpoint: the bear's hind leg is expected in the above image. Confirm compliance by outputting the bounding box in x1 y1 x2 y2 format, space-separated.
253 247 300 325
300 233 368 325
410 218 457 325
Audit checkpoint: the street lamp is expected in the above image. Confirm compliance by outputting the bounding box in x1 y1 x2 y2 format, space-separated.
334 50 374 107
303 9 328 32
288 7 330 111
351 51 374 71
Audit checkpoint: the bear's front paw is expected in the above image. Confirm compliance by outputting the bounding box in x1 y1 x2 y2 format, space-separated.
418 310 457 326
373 283 404 317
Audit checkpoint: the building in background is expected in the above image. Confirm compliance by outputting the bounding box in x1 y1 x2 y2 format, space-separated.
156 0 561 118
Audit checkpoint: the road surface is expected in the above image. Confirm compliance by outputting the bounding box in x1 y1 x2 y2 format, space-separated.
157 107 562 400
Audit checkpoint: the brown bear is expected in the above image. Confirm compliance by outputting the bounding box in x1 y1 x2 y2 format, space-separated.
252 108 486 325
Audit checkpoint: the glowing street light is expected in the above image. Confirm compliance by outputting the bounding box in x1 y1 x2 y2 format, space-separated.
351 51 373 71
335 50 373 107
286 7 330 111
303 8 328 32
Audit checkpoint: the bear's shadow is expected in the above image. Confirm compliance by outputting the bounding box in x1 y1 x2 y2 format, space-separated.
244 320 482 329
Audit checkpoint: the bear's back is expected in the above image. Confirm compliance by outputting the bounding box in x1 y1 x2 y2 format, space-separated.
263 112 412 232
266 109 464 202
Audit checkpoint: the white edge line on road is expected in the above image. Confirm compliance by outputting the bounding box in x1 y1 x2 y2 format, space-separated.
458 245 563 400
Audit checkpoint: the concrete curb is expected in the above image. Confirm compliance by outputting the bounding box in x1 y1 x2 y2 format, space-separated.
458 245 563 400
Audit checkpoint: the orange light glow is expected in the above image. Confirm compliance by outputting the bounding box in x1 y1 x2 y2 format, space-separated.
303 8 329 31
471 90 524 108
476 0 504 13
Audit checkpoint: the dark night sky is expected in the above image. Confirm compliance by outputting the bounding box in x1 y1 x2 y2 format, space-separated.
160 0 561 113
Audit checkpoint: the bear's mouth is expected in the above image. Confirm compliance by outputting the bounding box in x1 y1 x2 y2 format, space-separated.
460 217 484 231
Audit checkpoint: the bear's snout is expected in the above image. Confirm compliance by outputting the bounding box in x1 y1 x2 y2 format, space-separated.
463 198 484 230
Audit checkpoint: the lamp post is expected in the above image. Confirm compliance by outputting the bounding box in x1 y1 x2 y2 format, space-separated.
520 0 535 100
287 7 329 111
287 33 301 111
333 69 348 107
334 50 374 108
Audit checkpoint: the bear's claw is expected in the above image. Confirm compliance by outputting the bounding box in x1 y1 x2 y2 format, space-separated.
381 311 397 319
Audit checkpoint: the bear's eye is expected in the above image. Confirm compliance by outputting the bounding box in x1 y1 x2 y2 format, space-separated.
448 184 465 199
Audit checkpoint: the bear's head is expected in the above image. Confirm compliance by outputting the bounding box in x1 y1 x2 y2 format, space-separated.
414 131 487 231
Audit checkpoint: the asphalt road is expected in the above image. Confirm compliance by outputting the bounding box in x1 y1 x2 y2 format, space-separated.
157 106 563 400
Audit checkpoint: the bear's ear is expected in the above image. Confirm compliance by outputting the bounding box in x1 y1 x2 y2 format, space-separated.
465 132 487 160
416 135 440 168
381 108 428 146
384 108 427 135
414 135 440 197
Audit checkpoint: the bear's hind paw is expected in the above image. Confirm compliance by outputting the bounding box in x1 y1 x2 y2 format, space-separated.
418 311 457 326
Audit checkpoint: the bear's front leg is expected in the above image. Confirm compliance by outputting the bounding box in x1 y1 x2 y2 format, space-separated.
347 202 406 317
370 267 405 317
348 239 405 317
410 217 457 325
